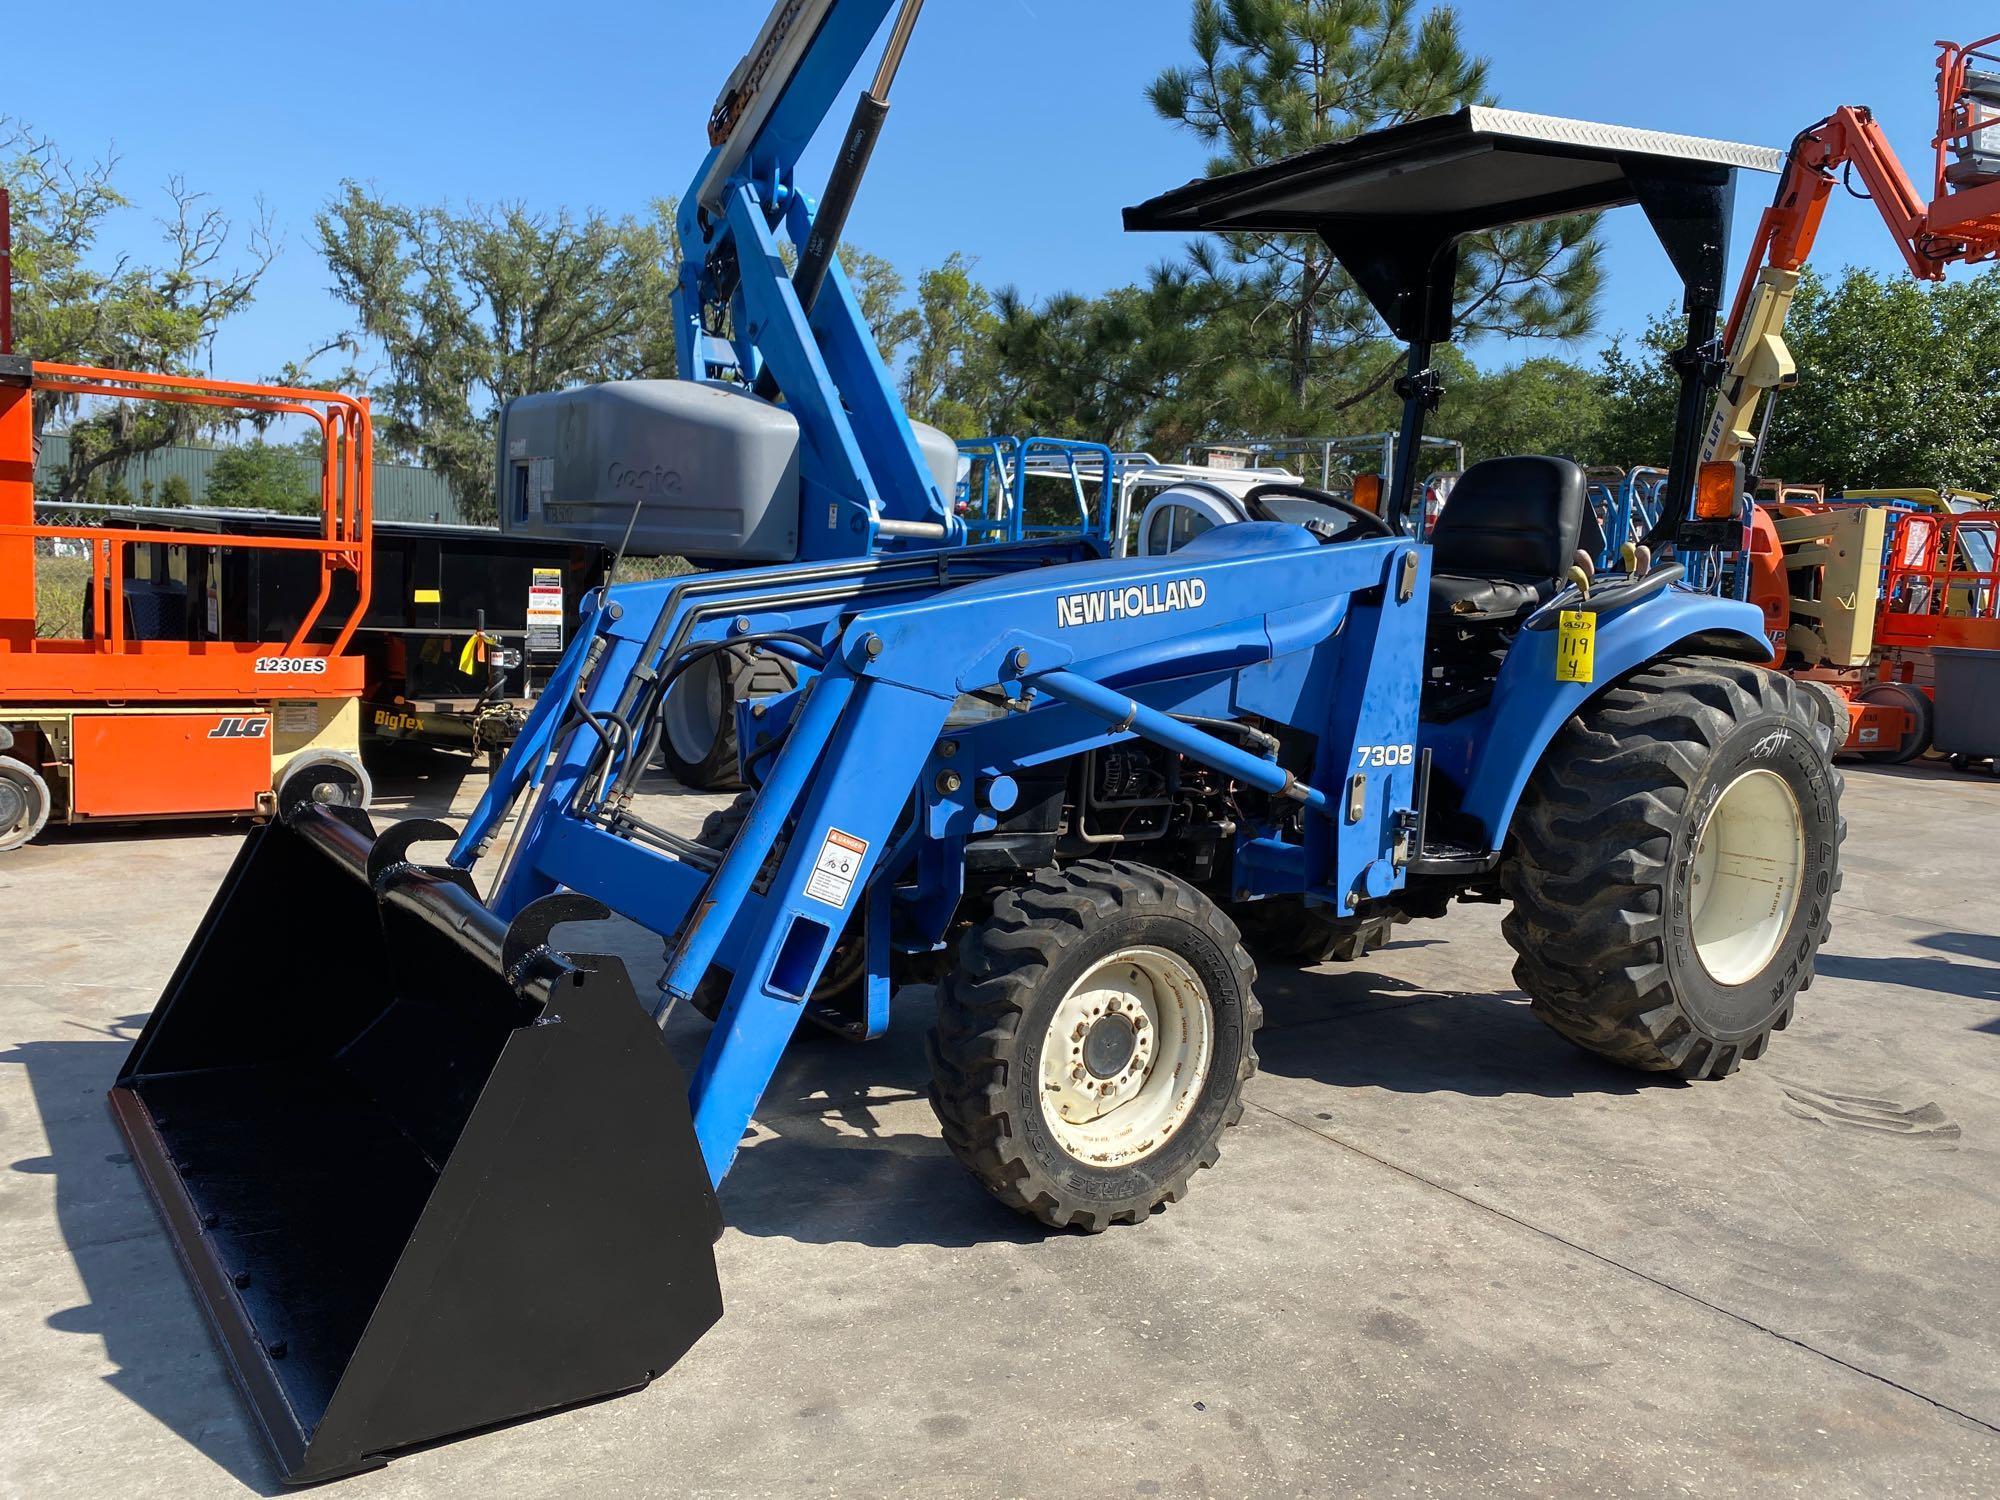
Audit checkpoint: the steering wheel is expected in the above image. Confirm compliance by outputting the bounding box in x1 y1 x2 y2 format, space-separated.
1242 482 1395 542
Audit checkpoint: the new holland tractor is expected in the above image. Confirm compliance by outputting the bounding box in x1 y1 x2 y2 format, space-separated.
106 1 1843 1483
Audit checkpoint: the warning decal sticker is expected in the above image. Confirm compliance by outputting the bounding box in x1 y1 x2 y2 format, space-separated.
526 566 565 653
804 827 870 908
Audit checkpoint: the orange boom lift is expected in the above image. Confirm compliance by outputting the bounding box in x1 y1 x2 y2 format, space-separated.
1706 34 2000 470
0 195 376 846
1709 35 2000 758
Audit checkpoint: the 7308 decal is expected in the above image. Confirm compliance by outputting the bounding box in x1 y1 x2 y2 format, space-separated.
254 656 329 676
1355 743 1415 768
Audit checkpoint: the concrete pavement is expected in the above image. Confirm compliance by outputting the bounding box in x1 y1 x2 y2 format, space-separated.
1 755 1995 1497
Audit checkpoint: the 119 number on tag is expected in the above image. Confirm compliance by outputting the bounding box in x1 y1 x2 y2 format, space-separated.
1556 610 1595 684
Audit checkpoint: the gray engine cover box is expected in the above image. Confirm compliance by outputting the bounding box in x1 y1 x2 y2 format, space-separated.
496 379 959 561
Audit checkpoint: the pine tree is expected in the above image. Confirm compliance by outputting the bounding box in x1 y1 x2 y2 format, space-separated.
1149 0 1604 413
902 254 1005 439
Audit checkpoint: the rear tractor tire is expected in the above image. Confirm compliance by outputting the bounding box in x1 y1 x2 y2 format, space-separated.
1503 656 1843 1080
928 861 1261 1232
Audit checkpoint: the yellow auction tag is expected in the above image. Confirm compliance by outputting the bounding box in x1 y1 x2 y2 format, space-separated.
1556 610 1595 684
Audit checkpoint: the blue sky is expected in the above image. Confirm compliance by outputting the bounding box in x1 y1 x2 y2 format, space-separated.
7 1 1994 387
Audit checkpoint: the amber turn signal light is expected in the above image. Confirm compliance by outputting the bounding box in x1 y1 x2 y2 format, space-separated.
1694 460 1743 520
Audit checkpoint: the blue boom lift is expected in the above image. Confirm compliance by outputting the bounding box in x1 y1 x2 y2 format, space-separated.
108 2 1844 1483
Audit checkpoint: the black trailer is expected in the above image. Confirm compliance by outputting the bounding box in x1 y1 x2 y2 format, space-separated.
51 502 610 763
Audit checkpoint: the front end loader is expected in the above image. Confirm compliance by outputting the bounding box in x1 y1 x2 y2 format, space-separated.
111 22 1842 1483
109 785 722 1483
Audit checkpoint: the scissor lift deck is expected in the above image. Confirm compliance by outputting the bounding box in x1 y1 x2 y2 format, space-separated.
0 361 378 843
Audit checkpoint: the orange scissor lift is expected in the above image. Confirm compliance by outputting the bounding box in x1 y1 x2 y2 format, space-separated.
0 296 376 847
1860 509 2000 761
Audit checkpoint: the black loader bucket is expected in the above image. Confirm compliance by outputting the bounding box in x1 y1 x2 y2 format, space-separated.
108 805 724 1484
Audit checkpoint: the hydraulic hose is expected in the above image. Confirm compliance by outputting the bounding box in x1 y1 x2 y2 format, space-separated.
606 631 830 801
1173 714 1282 760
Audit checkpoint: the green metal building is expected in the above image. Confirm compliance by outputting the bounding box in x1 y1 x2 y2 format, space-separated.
33 434 469 525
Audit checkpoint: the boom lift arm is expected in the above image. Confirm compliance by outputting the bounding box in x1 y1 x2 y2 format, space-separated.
673 0 957 558
1704 34 2000 469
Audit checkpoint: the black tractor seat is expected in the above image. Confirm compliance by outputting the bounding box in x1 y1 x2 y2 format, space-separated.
1429 572 1550 619
1427 455 1599 622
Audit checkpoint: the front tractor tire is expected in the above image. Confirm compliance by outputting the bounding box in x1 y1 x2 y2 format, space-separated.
1502 656 1843 1080
928 861 1261 1232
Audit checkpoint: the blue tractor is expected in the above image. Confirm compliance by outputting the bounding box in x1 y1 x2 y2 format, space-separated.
106 3 1842 1483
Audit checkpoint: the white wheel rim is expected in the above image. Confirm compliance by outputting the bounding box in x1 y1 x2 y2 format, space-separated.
1038 945 1213 1167
664 653 726 765
0 777 27 838
0 765 49 851
1689 768 1806 986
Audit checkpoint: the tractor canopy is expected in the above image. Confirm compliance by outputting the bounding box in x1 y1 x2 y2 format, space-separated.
1124 107 1784 542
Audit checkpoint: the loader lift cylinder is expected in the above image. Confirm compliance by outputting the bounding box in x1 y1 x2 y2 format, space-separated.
1033 667 1330 810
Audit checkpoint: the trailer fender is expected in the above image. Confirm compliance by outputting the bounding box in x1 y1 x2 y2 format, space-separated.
1442 590 1770 851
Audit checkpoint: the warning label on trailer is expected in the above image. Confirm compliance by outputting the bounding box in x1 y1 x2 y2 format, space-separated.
804 827 870 908
526 567 565 653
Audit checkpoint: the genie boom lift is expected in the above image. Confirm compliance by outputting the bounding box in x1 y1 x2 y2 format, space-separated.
109 1 1845 1482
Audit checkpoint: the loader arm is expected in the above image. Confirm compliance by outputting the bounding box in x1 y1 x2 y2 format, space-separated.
472 527 1427 1184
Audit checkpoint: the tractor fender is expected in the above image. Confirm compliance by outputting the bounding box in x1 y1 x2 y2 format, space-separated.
1445 589 1770 851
